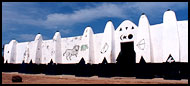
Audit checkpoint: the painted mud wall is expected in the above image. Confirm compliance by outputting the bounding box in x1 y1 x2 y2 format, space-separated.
3 10 188 64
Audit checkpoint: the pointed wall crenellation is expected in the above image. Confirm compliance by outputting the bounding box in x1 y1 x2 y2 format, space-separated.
115 20 138 63
34 34 43 64
135 14 152 63
162 10 180 62
53 32 62 64
78 26 95 64
98 21 115 63
8 40 18 63
3 10 188 64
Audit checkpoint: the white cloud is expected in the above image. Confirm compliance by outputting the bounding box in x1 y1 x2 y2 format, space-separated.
3 32 51 44
2 2 188 45
2 2 128 30
2 2 46 29
60 29 72 34
41 2 188 28
129 2 187 18
132 2 187 11
3 2 188 30
18 34 36 41
17 34 49 41
43 3 127 28
2 33 36 44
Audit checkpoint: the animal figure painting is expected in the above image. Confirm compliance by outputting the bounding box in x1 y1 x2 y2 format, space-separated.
63 45 80 60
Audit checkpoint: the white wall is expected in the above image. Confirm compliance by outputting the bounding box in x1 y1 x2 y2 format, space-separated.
41 40 53 64
149 24 163 63
4 11 188 64
4 44 10 63
162 10 180 62
6 40 17 63
53 32 62 64
115 20 137 63
99 21 115 63
135 14 152 63
93 33 104 64
61 36 82 64
35 34 43 64
177 21 188 62
78 27 95 64
15 42 28 63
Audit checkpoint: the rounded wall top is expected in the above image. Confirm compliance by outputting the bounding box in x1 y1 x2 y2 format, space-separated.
53 31 61 39
9 40 18 44
34 34 42 41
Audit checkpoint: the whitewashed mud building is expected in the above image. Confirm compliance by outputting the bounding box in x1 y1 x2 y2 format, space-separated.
2 10 188 79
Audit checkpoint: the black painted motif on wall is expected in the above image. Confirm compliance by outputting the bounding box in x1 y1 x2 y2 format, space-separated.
100 43 109 54
23 48 29 62
119 26 134 41
136 39 145 50
120 35 127 40
166 54 175 63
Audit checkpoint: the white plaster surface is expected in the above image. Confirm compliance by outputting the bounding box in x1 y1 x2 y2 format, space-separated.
3 11 188 64
8 40 17 63
99 21 115 63
149 24 164 63
162 10 180 62
41 40 53 64
77 27 95 64
3 44 9 63
115 20 137 63
35 34 43 64
15 42 28 64
53 32 62 64
177 21 188 62
135 14 151 63
93 33 103 64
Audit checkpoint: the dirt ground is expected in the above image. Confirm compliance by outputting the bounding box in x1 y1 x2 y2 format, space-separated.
2 72 188 84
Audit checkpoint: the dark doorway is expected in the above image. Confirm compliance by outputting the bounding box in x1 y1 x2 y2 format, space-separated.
116 42 136 65
116 42 136 76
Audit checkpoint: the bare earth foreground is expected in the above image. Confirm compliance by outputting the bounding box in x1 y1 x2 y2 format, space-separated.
2 72 188 84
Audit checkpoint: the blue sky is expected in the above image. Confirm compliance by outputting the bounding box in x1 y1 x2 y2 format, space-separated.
2 2 188 47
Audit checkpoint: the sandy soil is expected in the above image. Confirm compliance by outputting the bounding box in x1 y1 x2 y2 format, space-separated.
2 72 188 84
